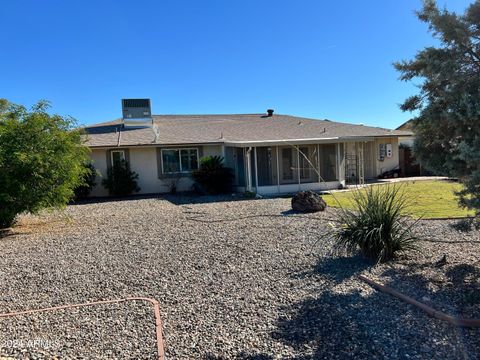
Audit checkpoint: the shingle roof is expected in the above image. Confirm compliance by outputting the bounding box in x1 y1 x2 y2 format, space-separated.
83 114 413 147
396 119 416 131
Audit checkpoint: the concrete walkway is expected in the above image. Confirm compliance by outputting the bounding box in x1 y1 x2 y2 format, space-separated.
331 176 451 193
373 176 450 184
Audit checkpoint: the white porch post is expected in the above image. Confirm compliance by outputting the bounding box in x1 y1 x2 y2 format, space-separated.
254 147 259 192
341 142 346 186
276 146 280 193
317 144 321 183
296 146 301 191
336 143 341 183
246 147 252 192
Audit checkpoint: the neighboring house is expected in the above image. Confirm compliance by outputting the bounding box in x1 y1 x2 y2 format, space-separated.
83 99 412 196
397 119 415 148
396 119 427 176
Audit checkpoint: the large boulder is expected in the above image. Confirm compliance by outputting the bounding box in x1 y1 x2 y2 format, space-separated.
291 191 327 213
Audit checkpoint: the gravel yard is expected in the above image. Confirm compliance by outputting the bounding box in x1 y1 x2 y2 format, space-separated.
0 195 479 359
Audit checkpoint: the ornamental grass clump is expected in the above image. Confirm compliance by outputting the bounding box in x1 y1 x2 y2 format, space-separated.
332 185 419 263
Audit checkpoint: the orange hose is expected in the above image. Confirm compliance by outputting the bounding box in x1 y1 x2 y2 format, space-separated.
358 275 480 327
0 297 165 360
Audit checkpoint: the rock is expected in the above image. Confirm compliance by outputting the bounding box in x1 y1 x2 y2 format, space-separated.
291 191 327 213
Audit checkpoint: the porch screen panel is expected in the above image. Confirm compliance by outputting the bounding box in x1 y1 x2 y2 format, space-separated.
320 144 338 181
235 148 245 186
225 147 244 187
280 147 298 184
256 147 277 186
299 145 319 184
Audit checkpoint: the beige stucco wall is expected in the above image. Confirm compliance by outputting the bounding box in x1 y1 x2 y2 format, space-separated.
374 137 399 176
89 145 224 196
90 149 109 197
129 147 167 194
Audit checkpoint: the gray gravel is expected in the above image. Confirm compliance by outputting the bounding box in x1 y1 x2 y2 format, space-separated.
0 195 479 359
0 301 157 359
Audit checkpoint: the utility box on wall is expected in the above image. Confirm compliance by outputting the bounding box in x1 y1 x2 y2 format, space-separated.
386 143 393 158
378 143 393 161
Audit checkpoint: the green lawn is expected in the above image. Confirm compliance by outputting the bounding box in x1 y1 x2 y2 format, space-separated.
323 180 475 219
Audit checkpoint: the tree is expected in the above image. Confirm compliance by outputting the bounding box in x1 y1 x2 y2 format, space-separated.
395 0 480 213
0 99 91 228
101 159 140 196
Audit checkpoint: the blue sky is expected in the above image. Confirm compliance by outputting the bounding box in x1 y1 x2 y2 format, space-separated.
0 0 472 128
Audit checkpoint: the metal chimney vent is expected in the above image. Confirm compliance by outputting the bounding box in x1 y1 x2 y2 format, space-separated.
122 98 153 127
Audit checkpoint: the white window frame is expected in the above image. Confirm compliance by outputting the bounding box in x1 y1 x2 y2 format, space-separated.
161 148 199 174
111 150 125 164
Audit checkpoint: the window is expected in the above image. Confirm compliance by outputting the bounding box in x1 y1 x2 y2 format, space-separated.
180 149 198 172
161 148 199 174
162 149 180 173
111 150 125 165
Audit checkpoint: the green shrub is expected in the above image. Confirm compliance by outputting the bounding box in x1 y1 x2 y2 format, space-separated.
331 185 419 263
74 162 97 200
192 156 234 194
0 99 90 229
102 159 140 196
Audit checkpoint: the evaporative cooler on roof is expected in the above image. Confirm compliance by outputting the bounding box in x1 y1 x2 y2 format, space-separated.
121 98 153 127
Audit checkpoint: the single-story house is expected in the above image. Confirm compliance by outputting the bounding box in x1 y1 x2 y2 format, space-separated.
83 99 412 196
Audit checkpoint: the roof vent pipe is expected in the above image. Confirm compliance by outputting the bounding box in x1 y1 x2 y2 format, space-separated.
266 109 274 117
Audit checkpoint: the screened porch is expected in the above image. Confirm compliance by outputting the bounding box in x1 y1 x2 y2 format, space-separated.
225 143 345 195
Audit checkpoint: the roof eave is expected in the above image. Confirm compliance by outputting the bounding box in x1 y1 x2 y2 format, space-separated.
223 137 341 147
223 134 406 147
86 141 225 149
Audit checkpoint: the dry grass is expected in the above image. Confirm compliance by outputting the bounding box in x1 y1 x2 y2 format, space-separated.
4 212 73 237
